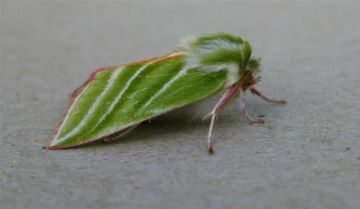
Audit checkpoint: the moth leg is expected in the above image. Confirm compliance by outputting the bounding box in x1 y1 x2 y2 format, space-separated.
250 88 287 105
239 89 265 124
207 85 239 154
208 113 216 155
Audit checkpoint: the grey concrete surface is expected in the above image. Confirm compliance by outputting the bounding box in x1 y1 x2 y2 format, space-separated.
1 1 360 209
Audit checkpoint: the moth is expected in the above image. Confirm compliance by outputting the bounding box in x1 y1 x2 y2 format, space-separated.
47 33 286 154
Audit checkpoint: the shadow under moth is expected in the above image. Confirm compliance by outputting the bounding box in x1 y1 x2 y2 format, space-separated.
47 33 286 154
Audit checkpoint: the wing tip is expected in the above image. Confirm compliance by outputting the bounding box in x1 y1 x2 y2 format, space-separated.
46 136 66 150
45 145 64 150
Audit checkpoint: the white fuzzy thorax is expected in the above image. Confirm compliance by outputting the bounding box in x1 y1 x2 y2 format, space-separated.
180 36 243 88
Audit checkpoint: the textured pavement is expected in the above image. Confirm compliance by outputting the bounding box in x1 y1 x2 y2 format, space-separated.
1 1 360 209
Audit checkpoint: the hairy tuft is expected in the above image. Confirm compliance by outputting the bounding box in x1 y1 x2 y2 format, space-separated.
179 33 261 75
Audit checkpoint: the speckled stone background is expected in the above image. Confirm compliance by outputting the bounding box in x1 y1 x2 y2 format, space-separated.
1 1 359 209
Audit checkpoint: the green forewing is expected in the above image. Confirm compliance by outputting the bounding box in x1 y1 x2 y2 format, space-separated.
50 55 227 148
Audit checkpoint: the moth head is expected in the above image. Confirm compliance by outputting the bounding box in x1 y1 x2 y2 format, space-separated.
179 33 261 85
240 70 261 91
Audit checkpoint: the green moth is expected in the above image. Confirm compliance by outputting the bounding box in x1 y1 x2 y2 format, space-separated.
47 33 286 154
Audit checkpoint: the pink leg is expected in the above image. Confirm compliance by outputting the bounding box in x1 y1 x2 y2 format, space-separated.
207 70 258 154
207 84 240 154
250 88 287 105
207 113 216 154
239 89 265 124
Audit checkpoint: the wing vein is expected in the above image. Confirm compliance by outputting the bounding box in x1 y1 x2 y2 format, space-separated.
140 66 189 111
53 67 123 145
